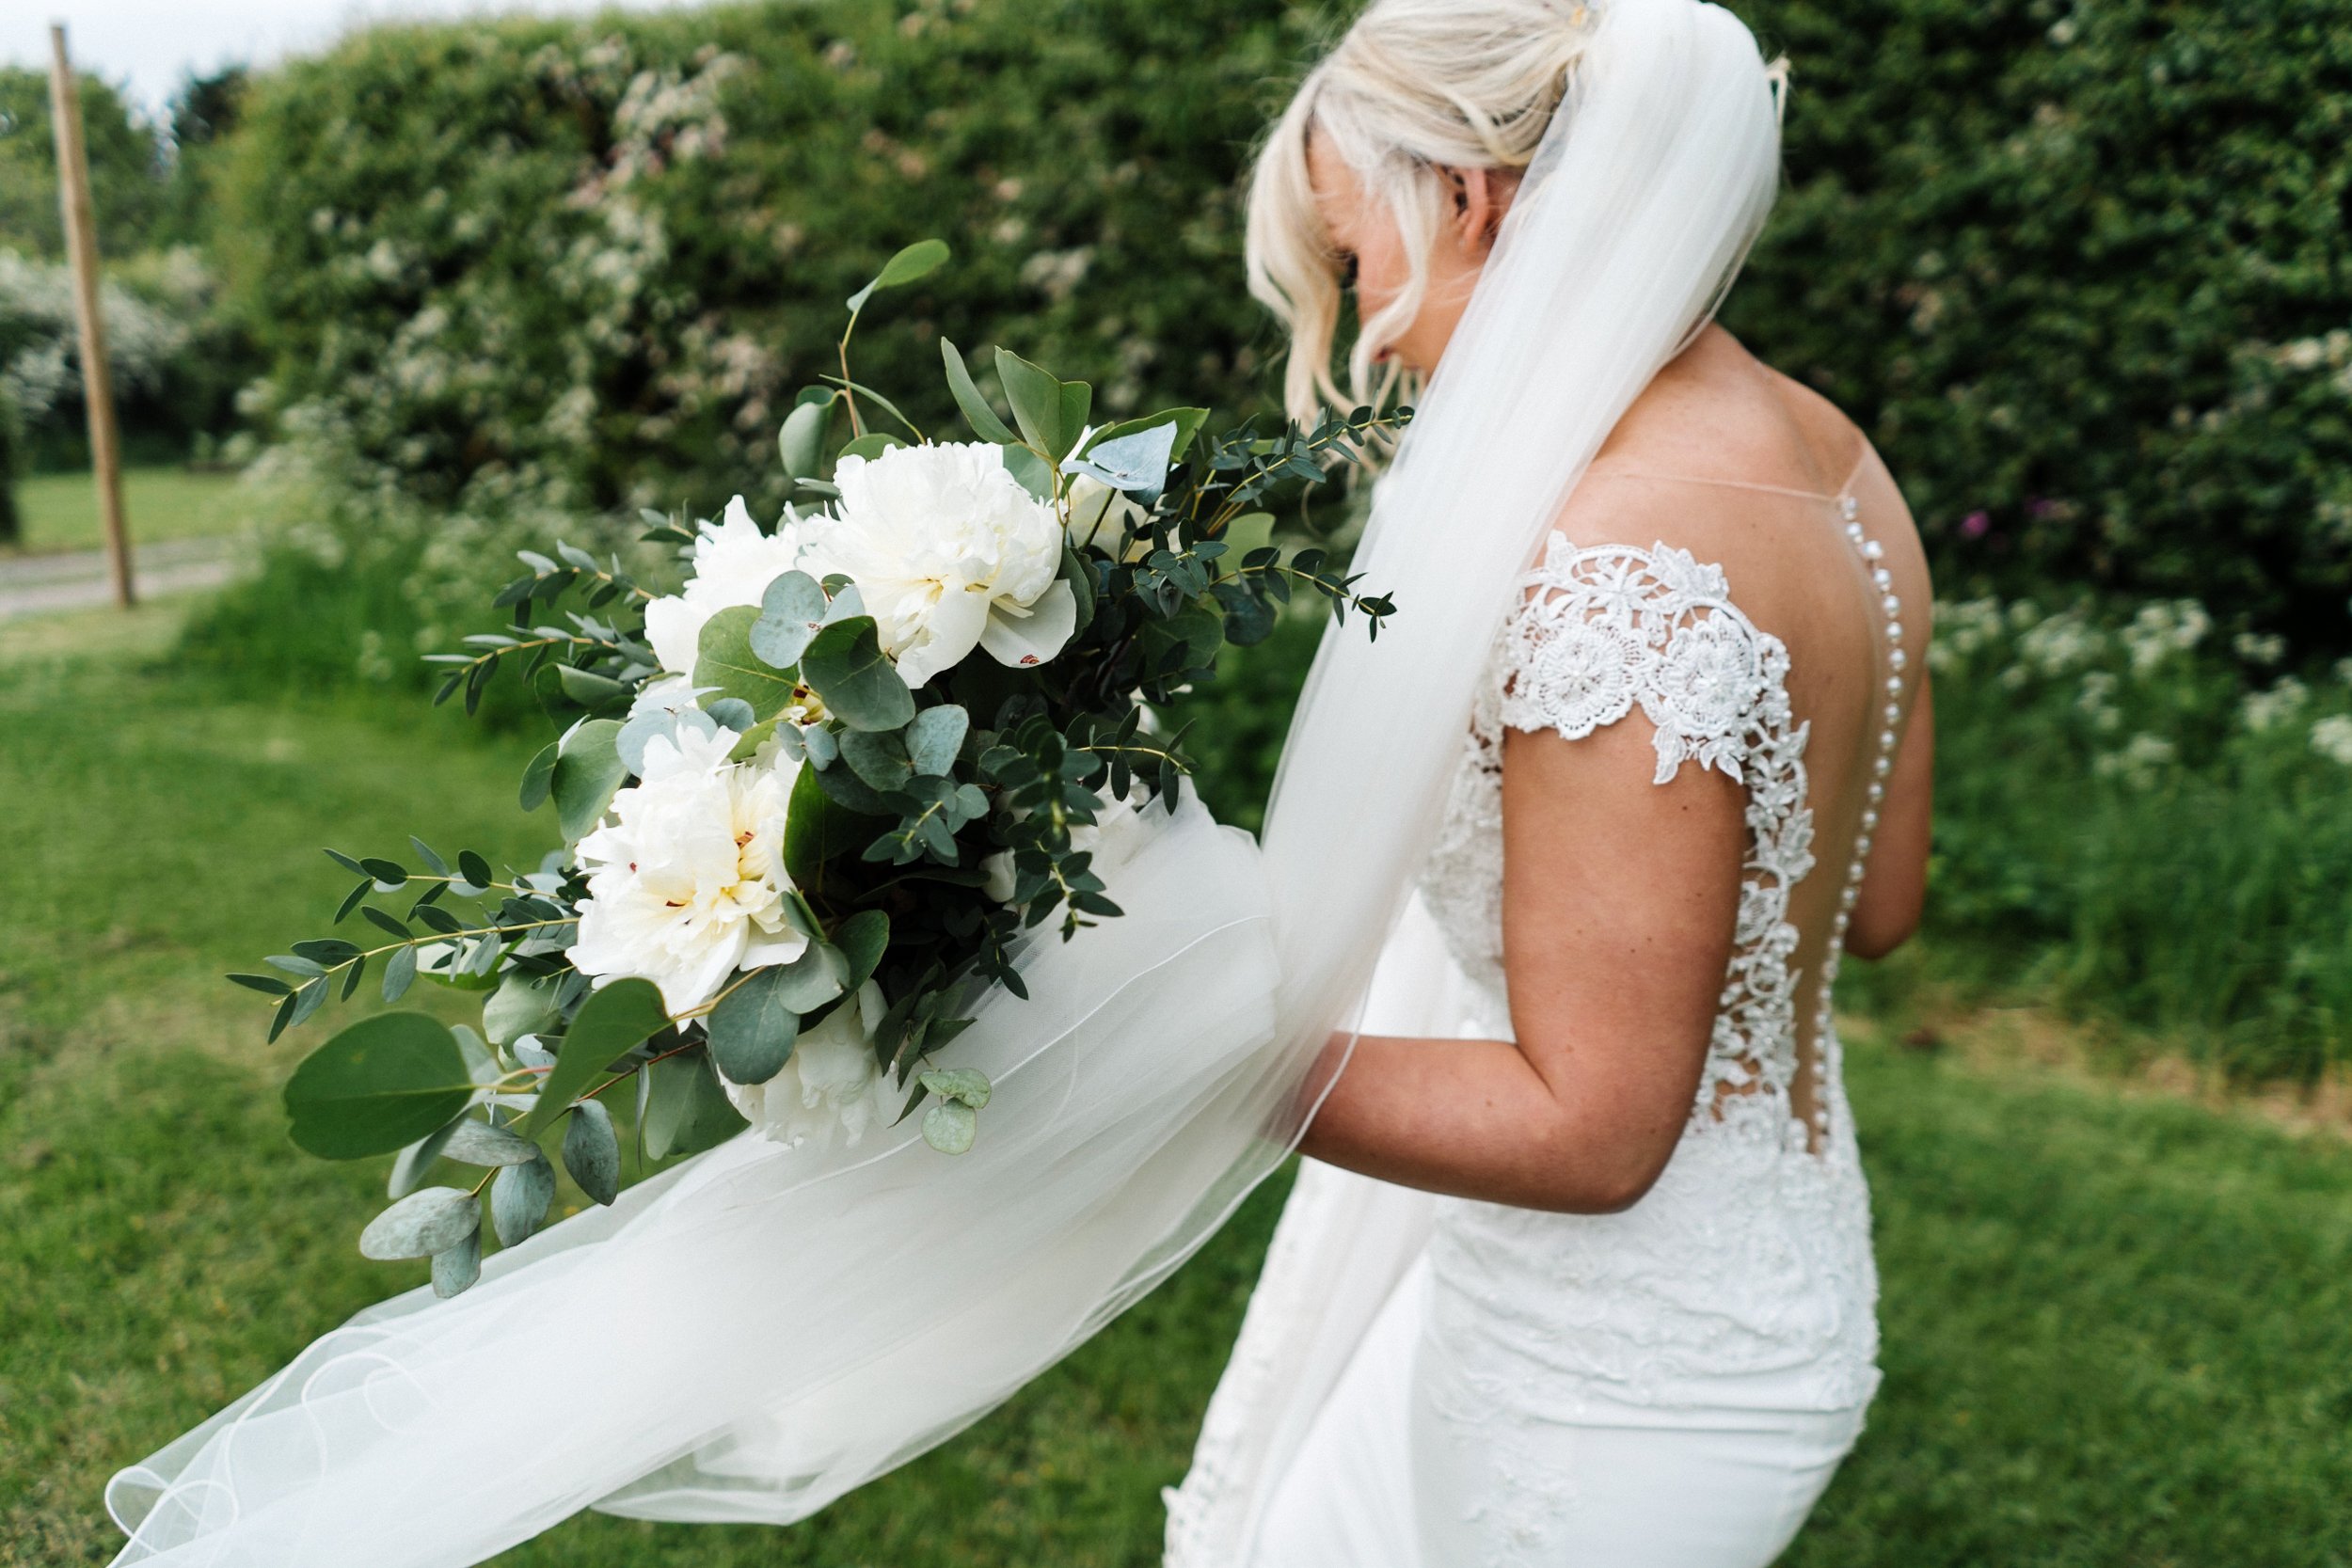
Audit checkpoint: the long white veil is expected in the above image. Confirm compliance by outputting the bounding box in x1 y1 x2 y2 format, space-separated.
103 2 1779 1561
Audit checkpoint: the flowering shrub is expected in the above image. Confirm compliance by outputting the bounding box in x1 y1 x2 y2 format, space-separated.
209 0 1310 535
0 245 251 466
1925 592 2352 1077
203 0 2352 654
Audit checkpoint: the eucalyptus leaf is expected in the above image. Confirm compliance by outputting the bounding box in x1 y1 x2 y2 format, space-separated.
1087 406 1210 465
904 705 968 777
837 431 906 463
440 1117 541 1168
706 969 803 1085
919 1068 992 1109
359 1186 479 1260
452 1022 498 1086
484 973 559 1049
715 694 765 732
940 338 1018 444
846 237 949 313
562 1100 622 1206
993 347 1090 460
491 1152 557 1247
431 1222 483 1297
922 1099 977 1155
519 742 559 811
521 977 670 1139
800 617 916 730
643 1050 750 1161
694 604 803 721
749 570 830 670
835 910 890 992
552 720 628 843
778 394 833 479
782 764 885 894
555 665 632 711
839 727 914 791
284 1014 477 1160
387 1115 466 1199
1060 420 1177 501
615 709 675 778
1002 445 1054 500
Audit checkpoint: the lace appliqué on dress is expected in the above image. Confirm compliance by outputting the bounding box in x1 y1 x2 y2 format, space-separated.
1411 533 1879 1453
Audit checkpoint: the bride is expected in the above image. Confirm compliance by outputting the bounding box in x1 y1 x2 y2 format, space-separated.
1164 1 1931 1562
103 1 1927 1563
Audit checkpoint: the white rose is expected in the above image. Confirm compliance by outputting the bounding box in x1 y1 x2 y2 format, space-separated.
800 440 1077 687
642 495 806 678
723 980 896 1149
568 724 809 1016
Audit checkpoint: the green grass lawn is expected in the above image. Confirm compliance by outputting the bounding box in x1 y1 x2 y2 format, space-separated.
4 467 252 557
3 616 2348 1566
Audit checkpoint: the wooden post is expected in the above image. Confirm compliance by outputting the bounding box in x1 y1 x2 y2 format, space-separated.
48 24 135 609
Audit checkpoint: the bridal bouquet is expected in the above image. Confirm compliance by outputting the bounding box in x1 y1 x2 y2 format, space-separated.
232 241 1405 1296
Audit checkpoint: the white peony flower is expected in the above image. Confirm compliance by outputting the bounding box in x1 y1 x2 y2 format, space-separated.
723 980 897 1149
568 723 810 1016
1065 473 1152 558
800 440 1077 687
642 495 806 678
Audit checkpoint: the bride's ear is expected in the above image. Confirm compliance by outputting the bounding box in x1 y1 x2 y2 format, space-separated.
1444 165 1514 259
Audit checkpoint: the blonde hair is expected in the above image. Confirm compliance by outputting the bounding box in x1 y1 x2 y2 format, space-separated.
1245 0 1602 429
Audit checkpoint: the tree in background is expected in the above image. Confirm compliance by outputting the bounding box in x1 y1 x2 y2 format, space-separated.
155 67 247 249
0 68 169 261
0 67 258 471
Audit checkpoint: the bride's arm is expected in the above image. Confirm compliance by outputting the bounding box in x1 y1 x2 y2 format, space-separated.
1296 710 1743 1215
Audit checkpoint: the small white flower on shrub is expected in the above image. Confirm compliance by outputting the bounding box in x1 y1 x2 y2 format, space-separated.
569 724 808 1015
2239 675 2309 734
642 496 805 678
2311 714 2352 767
2120 598 2212 673
800 440 1076 687
2093 732 2176 789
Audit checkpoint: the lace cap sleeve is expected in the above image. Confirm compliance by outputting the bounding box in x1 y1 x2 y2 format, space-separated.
1492 535 1791 786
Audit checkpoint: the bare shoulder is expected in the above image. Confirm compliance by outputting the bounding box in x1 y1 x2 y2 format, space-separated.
1545 325 1916 566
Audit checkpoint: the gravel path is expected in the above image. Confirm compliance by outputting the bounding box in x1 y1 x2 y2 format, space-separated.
0 537 242 622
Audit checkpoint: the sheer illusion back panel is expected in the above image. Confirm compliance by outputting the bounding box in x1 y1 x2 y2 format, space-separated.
1565 434 1927 1152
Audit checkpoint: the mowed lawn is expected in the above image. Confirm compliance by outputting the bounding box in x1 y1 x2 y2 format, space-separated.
5 468 251 557
3 615 2348 1566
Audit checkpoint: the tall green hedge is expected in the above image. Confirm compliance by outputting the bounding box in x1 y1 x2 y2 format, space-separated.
214 0 2352 648
1729 0 2352 647
213 0 1314 526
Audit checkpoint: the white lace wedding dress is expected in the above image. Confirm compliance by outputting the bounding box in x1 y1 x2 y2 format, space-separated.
1168 443 1917 1568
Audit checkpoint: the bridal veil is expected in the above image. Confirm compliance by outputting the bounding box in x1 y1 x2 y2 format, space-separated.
104 0 1780 1560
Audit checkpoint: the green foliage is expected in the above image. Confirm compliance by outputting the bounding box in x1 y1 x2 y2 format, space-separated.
1922 594 2352 1079
0 245 253 469
203 0 1318 528
280 1012 474 1158
0 67 167 261
1724 0 2352 647
198 0 2352 657
0 66 257 466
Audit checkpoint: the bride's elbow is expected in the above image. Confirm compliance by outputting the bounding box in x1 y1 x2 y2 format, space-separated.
1518 1125 1676 1215
1843 895 1921 959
